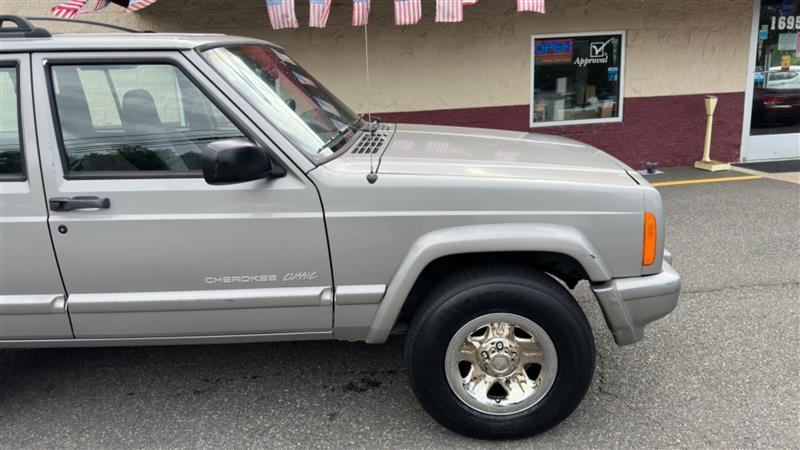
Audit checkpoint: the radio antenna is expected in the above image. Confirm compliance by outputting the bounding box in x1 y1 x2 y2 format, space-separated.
364 21 378 184
364 21 373 135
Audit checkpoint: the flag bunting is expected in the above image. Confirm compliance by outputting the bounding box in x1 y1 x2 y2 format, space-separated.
50 0 88 19
394 0 421 26
79 0 112 14
517 0 545 13
352 0 370 26
266 0 299 29
127 0 157 13
309 0 332 28
52 0 544 28
436 0 463 23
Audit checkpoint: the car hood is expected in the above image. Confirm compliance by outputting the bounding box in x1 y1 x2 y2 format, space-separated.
376 124 633 178
323 124 642 187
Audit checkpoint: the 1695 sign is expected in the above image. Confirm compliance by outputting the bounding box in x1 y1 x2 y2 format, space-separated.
770 15 800 30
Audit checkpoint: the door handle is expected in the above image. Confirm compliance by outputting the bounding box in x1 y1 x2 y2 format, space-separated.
49 196 110 211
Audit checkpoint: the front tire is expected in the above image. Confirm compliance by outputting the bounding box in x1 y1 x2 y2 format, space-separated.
405 266 595 439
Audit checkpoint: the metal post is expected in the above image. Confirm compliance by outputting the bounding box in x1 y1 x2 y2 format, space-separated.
694 95 731 172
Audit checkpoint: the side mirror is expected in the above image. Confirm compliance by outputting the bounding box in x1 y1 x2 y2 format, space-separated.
202 138 283 185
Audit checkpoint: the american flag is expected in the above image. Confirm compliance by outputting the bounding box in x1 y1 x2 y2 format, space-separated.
266 0 299 29
309 0 331 28
435 0 463 22
394 0 421 26
352 0 370 26
126 0 157 12
78 0 111 14
50 0 88 19
517 0 545 13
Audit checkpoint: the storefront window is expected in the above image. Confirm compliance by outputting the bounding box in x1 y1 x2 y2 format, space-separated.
530 32 625 127
750 0 800 136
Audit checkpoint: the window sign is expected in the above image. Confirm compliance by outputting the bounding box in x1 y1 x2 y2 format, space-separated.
530 31 625 127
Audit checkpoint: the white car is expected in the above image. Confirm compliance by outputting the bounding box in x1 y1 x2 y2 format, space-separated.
765 65 800 90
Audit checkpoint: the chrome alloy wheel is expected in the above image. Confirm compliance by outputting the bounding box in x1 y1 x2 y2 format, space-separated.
444 313 558 415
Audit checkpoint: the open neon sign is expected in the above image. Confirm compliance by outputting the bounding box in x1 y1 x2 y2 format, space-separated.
534 39 574 64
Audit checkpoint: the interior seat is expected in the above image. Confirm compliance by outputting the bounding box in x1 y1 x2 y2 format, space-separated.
56 90 136 172
120 89 186 171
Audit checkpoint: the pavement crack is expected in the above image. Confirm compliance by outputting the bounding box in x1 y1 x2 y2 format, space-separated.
682 280 799 295
595 351 673 437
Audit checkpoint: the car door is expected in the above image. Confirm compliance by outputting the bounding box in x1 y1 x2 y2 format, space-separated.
0 54 72 340
32 51 333 340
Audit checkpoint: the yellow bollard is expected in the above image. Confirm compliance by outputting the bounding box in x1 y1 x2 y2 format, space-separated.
694 95 731 172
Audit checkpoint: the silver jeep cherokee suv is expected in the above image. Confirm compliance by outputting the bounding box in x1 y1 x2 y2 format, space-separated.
0 16 680 439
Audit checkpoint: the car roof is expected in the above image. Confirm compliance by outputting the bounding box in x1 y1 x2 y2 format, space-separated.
0 32 274 53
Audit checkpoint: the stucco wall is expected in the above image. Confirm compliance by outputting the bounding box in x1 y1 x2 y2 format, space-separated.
4 0 753 114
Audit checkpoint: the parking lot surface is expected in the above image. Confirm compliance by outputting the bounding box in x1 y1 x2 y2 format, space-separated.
1 173 799 448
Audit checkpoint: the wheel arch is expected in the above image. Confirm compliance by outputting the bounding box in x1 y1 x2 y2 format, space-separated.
364 223 612 343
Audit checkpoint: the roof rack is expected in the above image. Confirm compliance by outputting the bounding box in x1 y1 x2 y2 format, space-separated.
26 16 142 33
0 16 51 38
0 15 145 38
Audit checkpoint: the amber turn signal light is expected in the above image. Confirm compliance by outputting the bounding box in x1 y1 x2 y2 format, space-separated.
642 212 657 266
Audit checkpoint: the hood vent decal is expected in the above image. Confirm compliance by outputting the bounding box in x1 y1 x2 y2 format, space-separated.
350 123 395 155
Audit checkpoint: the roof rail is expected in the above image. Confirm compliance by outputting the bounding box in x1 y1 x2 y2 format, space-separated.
0 15 51 38
26 16 143 33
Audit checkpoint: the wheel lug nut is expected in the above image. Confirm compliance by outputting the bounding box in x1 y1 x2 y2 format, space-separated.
481 351 489 359
495 342 503 350
511 353 517 360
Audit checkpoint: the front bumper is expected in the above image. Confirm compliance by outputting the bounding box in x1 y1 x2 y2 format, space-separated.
591 257 681 346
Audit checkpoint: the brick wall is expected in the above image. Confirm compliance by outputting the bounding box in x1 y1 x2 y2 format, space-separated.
379 92 746 169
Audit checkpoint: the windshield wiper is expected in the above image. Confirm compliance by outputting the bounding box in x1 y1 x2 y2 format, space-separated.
315 117 364 154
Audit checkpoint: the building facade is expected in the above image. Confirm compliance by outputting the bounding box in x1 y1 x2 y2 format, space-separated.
6 0 799 168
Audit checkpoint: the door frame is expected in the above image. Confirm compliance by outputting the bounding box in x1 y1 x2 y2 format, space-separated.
0 53 73 340
740 0 800 161
29 50 335 340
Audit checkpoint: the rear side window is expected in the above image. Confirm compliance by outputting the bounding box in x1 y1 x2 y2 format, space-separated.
50 63 244 176
0 66 23 179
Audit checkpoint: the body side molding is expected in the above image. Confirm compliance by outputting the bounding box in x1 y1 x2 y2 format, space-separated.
0 294 66 315
66 286 330 313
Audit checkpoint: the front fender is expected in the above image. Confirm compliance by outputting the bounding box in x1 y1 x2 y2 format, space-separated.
364 223 612 343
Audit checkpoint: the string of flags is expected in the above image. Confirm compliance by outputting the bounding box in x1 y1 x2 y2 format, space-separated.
50 0 157 19
268 0 545 30
51 0 544 28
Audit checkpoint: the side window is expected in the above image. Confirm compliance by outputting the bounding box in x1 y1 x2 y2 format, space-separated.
50 63 244 175
0 66 23 179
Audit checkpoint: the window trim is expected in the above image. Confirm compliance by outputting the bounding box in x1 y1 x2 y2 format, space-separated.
196 44 365 167
0 62 27 182
529 30 626 128
45 57 254 180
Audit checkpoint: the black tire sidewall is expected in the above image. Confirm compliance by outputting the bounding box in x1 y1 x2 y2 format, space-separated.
406 275 595 439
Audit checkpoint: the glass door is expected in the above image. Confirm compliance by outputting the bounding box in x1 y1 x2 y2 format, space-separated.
743 0 800 161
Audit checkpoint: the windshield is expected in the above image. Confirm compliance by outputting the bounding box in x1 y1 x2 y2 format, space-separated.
203 44 362 161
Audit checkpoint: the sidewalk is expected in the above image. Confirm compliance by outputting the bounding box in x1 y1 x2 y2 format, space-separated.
641 161 800 186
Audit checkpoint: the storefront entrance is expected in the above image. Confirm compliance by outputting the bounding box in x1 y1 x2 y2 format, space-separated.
742 0 800 161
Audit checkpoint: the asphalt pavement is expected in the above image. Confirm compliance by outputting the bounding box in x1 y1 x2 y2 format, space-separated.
1 171 799 448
